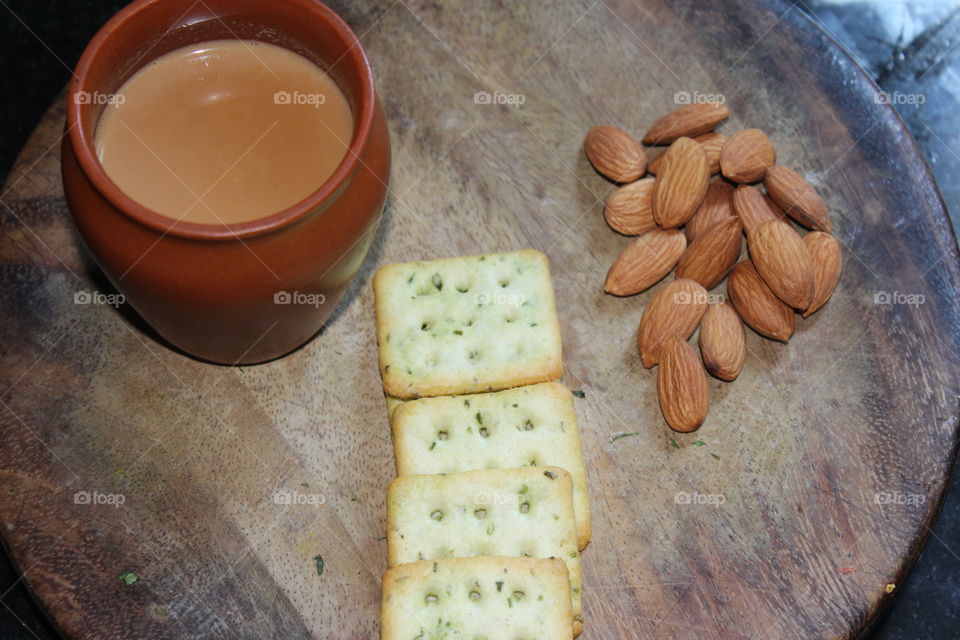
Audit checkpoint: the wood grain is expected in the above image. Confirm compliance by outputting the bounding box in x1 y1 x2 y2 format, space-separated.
1 1 959 638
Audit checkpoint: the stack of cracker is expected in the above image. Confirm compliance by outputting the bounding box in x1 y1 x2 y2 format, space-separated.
373 249 592 639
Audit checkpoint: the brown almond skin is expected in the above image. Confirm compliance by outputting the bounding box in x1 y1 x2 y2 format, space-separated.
657 336 710 433
584 126 647 182
648 132 726 175
727 261 795 342
699 301 746 381
643 102 730 145
637 278 708 368
652 137 710 228
604 178 657 235
748 220 815 309
764 165 832 231
685 180 736 242
720 129 776 183
604 228 687 296
675 217 743 290
732 184 786 235
802 231 842 317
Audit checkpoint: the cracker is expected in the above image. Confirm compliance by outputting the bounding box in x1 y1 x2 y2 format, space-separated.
380 556 573 640
373 249 563 399
384 394 405 418
386 466 583 634
391 382 592 548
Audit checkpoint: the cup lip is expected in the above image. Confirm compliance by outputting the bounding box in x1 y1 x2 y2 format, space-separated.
66 0 376 241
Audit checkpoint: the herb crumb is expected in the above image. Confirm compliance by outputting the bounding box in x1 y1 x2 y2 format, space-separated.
118 571 138 585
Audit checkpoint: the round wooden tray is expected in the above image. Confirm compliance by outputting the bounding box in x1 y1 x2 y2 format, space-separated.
2 1 959 638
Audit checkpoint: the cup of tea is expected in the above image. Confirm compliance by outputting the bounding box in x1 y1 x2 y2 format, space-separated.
62 0 391 365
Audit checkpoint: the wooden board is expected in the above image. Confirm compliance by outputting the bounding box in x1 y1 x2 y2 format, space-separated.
2 1 959 638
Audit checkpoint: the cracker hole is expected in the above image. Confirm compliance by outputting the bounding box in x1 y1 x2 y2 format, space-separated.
519 502 530 514
437 430 449 441
522 420 534 431
421 321 431 331
469 590 481 601
498 278 510 288
479 427 489 438
425 594 438 604
512 590 525 601
474 508 487 519
431 510 443 521
467 350 481 363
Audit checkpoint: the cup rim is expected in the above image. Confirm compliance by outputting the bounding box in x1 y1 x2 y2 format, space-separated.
66 0 376 241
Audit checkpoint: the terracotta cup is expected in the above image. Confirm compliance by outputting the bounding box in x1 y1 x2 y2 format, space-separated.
62 0 391 365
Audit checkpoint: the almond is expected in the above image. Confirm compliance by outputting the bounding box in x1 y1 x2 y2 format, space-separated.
643 102 730 145
748 220 815 309
637 278 708 368
732 184 786 235
604 177 657 235
675 217 743 289
648 132 726 175
584 126 647 182
652 137 710 228
685 180 736 242
727 261 795 342
764 165 832 231
657 336 710 433
720 128 776 183
604 228 687 296
801 231 842 317
699 301 746 381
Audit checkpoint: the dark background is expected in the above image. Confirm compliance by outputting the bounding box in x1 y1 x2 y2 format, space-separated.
0 1 957 638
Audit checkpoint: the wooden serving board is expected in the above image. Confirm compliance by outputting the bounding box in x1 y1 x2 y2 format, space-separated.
2 1 959 638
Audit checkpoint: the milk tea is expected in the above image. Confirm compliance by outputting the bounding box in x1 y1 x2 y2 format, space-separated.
95 39 354 225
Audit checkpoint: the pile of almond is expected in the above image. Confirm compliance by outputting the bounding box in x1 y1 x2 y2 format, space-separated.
584 103 842 433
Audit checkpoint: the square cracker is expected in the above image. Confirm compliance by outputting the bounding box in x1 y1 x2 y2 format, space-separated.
380 556 573 640
391 382 591 548
373 249 563 399
386 466 584 635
